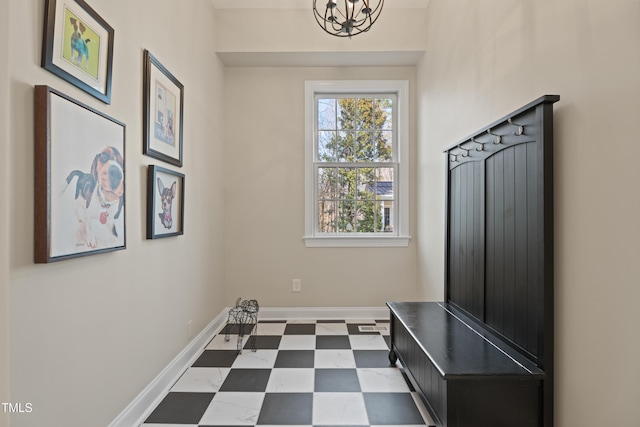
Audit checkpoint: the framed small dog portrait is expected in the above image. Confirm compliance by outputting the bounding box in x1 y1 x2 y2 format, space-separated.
41 0 114 104
34 86 126 263
147 165 185 239
143 50 184 167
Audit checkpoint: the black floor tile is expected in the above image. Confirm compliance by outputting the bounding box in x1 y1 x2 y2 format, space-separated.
284 323 316 335
257 393 313 425
353 350 393 368
317 319 346 323
363 392 425 425
246 335 281 349
144 392 214 424
192 350 238 367
219 368 271 392
316 335 351 349
222 323 256 336
315 368 361 392
274 350 315 368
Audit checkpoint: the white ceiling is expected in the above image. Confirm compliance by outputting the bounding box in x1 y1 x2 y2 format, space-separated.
212 0 429 9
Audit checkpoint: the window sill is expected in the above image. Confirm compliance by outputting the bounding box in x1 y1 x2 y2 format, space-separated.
303 235 411 248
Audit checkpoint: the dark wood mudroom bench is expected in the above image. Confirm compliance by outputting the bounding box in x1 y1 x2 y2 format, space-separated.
388 95 559 427
388 301 544 427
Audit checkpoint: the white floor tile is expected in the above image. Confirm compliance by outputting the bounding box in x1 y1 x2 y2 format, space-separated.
348 334 389 350
206 334 247 350
314 350 356 369
357 368 411 392
199 392 264 425
266 368 315 392
170 367 230 393
315 323 349 335
278 335 316 350
255 323 287 335
312 393 369 425
231 350 278 369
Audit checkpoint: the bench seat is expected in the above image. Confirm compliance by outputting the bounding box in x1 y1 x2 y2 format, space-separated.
388 302 545 427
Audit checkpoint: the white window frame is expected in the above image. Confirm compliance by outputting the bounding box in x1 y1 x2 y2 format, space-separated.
304 80 410 248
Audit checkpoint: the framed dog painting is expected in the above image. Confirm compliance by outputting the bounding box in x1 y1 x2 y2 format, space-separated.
34 85 126 263
147 166 185 239
143 50 184 167
42 0 114 104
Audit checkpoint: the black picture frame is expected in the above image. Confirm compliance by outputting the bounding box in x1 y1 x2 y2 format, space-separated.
34 85 126 262
143 50 184 167
147 165 185 239
41 0 114 104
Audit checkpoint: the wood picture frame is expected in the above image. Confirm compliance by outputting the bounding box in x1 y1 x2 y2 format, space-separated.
147 165 185 239
34 85 126 263
42 0 114 104
143 50 184 167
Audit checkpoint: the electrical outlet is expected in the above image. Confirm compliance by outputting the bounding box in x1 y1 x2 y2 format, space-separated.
187 320 193 340
292 279 301 292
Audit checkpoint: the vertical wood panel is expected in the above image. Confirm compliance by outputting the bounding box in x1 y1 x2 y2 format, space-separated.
450 167 460 304
473 161 485 318
514 144 529 346
527 141 539 356
485 157 496 325
503 147 516 340
493 151 505 333
465 163 474 312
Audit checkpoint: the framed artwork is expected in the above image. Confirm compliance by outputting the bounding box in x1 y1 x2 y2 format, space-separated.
143 50 184 167
147 165 185 239
41 0 114 104
34 85 126 263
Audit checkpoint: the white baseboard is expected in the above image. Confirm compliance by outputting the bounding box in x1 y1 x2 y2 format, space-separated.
258 306 389 320
108 306 389 426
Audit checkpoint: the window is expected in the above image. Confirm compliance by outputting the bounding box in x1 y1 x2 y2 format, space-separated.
304 81 410 247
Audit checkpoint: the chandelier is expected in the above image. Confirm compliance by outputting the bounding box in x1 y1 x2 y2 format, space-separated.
313 0 384 38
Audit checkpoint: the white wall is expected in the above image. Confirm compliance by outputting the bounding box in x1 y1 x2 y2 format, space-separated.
416 1 640 425
215 8 427 54
223 66 418 307
0 0 10 426
7 0 226 425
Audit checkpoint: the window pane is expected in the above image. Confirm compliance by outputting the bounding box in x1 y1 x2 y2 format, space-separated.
337 201 356 232
336 168 356 200
317 98 336 130
356 168 375 200
375 98 393 130
375 130 393 161
357 98 374 130
356 201 378 232
376 168 394 200
337 99 355 130
318 200 336 233
318 167 336 200
337 131 355 161
318 131 336 161
355 131 375 162
377 201 393 232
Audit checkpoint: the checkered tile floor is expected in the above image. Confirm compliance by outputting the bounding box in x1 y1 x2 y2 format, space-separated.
141 319 435 426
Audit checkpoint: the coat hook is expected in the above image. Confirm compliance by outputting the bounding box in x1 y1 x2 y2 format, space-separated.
508 118 525 135
472 137 485 151
487 128 502 144
458 145 469 157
